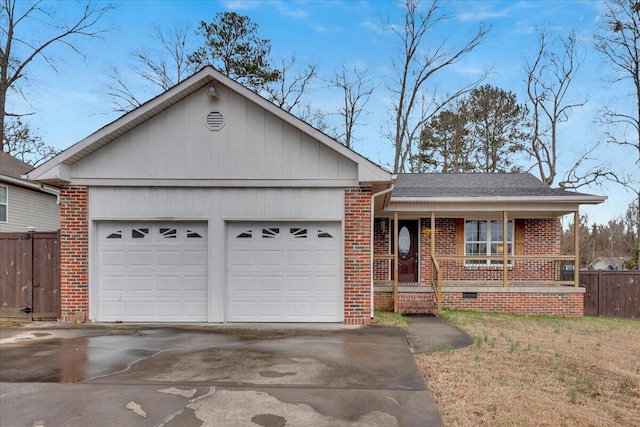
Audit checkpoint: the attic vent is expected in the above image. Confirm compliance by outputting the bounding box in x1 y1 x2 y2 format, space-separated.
206 111 225 131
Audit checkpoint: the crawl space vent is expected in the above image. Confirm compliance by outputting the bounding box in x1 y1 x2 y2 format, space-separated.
206 111 225 131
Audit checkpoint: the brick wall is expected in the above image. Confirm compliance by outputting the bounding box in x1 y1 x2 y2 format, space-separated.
59 186 89 323
344 187 372 325
442 290 584 317
373 217 562 284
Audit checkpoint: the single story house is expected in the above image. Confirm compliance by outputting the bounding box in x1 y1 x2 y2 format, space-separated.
26 67 606 324
0 152 60 233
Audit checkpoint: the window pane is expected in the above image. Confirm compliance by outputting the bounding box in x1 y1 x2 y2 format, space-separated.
490 221 513 242
0 186 6 203
466 243 486 255
0 204 6 222
465 220 486 241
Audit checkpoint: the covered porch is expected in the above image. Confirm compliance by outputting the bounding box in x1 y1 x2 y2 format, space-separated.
372 174 606 317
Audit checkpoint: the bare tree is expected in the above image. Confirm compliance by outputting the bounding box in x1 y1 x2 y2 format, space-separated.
595 0 640 162
105 24 197 113
386 0 489 173
2 117 57 166
330 65 376 149
265 55 317 114
594 0 640 253
0 0 112 149
524 28 594 188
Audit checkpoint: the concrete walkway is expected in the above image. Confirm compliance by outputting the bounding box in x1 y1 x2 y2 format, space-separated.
403 314 475 353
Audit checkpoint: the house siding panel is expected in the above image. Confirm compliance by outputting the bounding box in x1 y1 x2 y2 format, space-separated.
0 184 59 232
71 86 358 183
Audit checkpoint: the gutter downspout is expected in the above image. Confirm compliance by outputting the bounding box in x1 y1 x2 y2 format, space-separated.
370 181 395 320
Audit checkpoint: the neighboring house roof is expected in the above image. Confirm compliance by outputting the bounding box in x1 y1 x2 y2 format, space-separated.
0 152 59 196
589 256 631 270
0 151 32 179
26 66 392 185
391 173 606 204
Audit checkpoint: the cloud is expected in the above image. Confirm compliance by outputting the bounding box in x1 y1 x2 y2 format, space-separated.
273 1 311 19
221 0 262 10
457 1 532 23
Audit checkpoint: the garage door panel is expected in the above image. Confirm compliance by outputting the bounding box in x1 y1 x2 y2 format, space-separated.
128 300 154 317
182 276 208 292
316 250 340 266
183 250 207 266
102 250 126 266
259 251 283 266
227 221 342 322
156 251 180 266
129 250 153 267
97 222 208 322
156 276 180 291
287 250 311 266
101 300 125 317
285 275 312 292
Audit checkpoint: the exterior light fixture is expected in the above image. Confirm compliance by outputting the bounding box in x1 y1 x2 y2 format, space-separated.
207 85 219 99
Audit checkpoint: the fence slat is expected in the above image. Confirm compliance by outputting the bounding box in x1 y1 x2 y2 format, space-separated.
581 270 640 319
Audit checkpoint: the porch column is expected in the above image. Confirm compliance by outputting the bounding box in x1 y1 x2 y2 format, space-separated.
393 211 399 313
574 209 580 287
430 211 436 259
503 211 508 287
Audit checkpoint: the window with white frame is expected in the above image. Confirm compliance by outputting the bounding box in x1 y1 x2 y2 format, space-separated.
0 185 7 222
465 220 513 265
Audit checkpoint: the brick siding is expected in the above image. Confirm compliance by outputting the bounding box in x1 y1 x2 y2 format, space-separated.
373 217 562 284
344 187 372 325
59 186 89 323
373 216 582 317
442 290 584 317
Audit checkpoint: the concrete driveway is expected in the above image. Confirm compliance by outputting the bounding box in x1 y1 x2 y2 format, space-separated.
0 323 441 427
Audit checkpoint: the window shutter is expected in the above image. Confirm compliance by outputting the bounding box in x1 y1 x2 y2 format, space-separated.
515 219 525 256
455 218 465 266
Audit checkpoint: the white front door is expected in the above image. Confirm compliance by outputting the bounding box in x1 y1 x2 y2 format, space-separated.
227 222 342 322
96 222 208 322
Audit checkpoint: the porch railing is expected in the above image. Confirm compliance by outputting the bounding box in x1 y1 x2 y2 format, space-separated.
431 256 442 313
432 255 578 287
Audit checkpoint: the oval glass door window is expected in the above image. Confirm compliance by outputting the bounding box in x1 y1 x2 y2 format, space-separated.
399 226 411 257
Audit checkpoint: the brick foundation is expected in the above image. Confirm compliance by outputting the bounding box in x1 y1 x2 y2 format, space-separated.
59 186 89 323
344 187 372 325
375 288 584 317
441 288 584 317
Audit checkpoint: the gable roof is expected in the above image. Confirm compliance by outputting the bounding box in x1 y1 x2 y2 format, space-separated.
26 66 391 185
392 173 606 204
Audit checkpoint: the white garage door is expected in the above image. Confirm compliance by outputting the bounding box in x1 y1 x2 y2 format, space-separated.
97 222 208 322
227 222 342 322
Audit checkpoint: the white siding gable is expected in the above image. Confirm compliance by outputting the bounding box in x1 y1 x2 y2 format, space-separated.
72 85 358 185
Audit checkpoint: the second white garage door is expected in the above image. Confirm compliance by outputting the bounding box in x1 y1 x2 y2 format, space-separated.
227 222 342 322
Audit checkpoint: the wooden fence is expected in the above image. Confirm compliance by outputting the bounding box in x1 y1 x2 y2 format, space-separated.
0 231 60 321
581 270 640 319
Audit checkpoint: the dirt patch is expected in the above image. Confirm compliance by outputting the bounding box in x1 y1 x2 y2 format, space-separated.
416 311 640 426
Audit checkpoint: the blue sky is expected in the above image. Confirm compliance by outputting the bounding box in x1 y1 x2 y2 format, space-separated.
7 0 639 225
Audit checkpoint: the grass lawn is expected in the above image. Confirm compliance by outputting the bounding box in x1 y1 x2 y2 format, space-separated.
416 311 640 427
